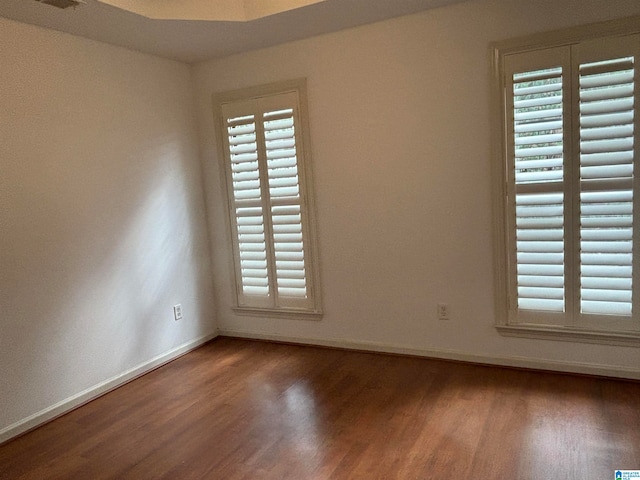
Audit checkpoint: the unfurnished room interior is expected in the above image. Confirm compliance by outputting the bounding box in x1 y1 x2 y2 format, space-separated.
1 0 639 478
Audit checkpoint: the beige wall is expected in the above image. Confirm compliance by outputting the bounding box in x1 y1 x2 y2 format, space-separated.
0 18 215 438
194 0 640 376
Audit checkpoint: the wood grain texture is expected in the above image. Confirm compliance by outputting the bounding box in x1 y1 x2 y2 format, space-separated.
1 337 639 479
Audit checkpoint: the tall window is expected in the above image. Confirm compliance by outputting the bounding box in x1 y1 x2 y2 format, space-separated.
493 23 639 344
214 80 322 317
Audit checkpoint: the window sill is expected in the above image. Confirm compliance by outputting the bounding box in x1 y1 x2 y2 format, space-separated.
232 306 323 321
496 324 640 347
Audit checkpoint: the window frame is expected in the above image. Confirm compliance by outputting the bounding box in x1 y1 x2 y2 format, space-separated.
491 16 640 346
213 79 323 320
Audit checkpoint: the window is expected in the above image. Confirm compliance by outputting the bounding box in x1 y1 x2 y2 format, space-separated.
492 19 640 344
214 79 322 318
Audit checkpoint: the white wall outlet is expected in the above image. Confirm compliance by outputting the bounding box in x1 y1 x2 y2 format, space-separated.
437 303 449 320
173 304 183 321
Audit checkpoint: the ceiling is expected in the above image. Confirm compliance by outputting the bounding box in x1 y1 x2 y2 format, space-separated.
0 0 469 63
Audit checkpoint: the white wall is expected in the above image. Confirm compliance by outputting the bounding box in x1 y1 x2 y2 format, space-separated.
0 18 216 439
194 0 640 377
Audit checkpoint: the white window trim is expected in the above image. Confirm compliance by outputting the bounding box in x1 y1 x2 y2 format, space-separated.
213 79 323 319
491 16 640 346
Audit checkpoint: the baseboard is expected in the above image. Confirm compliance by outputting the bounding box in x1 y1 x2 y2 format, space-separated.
0 332 219 445
218 329 640 381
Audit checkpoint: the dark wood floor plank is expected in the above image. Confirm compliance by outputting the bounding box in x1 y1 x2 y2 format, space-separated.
1 337 639 479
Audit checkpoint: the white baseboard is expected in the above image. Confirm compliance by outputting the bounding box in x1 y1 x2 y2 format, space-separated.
0 332 218 445
218 329 640 381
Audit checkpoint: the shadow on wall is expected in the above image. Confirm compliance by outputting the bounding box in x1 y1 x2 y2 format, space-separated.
0 130 214 430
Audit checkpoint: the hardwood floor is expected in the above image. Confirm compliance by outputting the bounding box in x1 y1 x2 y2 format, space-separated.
1 337 639 479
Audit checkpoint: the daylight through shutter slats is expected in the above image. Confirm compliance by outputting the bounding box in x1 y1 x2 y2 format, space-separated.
513 66 565 312
227 116 270 297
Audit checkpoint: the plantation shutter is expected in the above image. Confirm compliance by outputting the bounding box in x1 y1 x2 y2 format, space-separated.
263 107 308 300
226 111 270 300
578 52 635 318
220 89 315 311
503 35 639 332
505 48 571 322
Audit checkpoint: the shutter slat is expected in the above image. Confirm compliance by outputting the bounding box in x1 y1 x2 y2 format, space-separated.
267 149 297 160
580 137 633 154
518 298 564 312
238 233 268 244
273 224 302 234
515 133 563 146
514 82 562 96
582 277 632 290
517 241 564 252
515 170 563 184
580 124 633 141
580 84 634 102
581 301 632 316
517 228 564 241
241 260 268 269
581 202 633 216
582 288 632 302
514 95 562 109
580 58 633 76
237 225 264 235
516 217 564 229
517 264 564 276
514 107 563 122
239 243 267 252
272 241 304 252
240 251 266 260
518 287 564 299
518 275 565 287
515 144 564 158
264 117 294 130
515 119 563 134
275 251 304 261
581 253 632 266
581 111 634 129
580 164 633 179
518 252 564 264
580 240 633 254
516 205 564 217
580 97 633 115
581 214 632 228
580 150 633 167
582 265 632 277
278 287 307 298
581 228 632 241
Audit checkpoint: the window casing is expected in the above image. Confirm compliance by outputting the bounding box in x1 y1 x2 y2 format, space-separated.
492 19 640 344
214 80 322 318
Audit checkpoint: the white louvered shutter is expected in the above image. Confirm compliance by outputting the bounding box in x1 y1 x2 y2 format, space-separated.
578 55 635 317
512 66 566 314
505 47 571 324
226 113 271 299
220 89 317 312
263 108 309 301
503 35 639 332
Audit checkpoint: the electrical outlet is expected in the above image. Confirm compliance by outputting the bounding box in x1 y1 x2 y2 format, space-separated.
437 303 449 320
173 304 183 321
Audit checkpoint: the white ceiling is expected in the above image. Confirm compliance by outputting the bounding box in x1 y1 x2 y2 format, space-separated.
0 0 469 63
